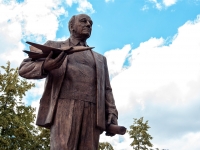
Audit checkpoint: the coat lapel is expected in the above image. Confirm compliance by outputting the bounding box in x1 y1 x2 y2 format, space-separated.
61 39 70 47
45 39 70 125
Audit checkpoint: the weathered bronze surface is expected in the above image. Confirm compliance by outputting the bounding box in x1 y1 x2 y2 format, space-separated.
19 14 122 150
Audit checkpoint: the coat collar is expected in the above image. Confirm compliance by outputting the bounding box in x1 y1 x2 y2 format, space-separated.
61 38 88 48
69 37 87 46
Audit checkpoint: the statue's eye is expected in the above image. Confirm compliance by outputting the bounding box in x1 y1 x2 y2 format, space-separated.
80 19 87 23
89 21 93 26
80 18 93 26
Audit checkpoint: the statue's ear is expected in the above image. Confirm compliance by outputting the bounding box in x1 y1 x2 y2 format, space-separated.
70 25 72 31
70 24 74 33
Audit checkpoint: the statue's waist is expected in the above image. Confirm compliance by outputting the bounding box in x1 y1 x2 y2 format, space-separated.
59 81 96 103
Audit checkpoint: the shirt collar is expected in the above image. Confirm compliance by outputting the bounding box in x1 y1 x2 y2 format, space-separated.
69 37 87 46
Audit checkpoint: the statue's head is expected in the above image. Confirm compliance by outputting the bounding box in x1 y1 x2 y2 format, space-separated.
68 14 93 40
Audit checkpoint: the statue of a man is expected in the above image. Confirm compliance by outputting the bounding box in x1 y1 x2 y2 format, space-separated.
19 14 118 150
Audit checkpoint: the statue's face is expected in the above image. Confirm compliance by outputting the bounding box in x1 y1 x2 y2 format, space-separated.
72 14 93 40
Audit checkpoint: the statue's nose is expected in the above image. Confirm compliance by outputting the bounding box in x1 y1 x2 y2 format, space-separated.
86 21 91 27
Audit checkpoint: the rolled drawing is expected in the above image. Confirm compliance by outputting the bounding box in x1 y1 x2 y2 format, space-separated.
106 124 126 135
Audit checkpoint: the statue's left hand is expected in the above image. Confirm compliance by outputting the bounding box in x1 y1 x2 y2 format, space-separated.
106 113 118 136
107 113 118 125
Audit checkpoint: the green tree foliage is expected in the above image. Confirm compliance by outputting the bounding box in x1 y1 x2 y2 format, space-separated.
98 142 114 150
128 117 153 150
0 62 50 150
34 127 50 149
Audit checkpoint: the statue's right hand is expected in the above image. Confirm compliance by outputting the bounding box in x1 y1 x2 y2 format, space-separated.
43 51 66 72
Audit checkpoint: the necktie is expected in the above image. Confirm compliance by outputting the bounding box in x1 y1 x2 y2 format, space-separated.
79 42 86 46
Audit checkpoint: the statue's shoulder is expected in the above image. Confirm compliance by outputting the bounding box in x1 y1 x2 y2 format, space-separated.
92 50 106 63
44 39 70 48
92 50 105 58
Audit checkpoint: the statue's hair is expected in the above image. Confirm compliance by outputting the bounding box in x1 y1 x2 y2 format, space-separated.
68 15 76 34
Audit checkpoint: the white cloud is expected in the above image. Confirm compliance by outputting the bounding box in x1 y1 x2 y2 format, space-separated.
100 127 200 150
148 0 178 10
149 0 162 10
0 20 25 65
104 15 200 149
163 0 177 7
29 80 46 97
56 36 69 41
155 132 200 150
77 0 95 13
0 0 67 67
104 44 131 78
109 14 200 113
65 0 95 13
66 0 73 6
105 0 114 3
100 133 132 150
141 5 149 11
0 0 66 40
23 79 45 104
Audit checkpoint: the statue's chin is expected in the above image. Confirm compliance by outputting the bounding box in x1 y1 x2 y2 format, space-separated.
77 34 91 40
72 30 91 40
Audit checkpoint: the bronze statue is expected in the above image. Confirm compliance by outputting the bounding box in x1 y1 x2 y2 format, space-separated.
19 14 120 150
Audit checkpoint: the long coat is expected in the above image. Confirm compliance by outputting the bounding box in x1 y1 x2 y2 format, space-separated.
19 39 118 130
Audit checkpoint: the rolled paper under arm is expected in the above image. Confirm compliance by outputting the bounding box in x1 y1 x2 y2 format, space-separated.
106 124 126 135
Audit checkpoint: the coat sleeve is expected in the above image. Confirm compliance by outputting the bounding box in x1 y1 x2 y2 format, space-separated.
104 56 118 118
18 41 52 79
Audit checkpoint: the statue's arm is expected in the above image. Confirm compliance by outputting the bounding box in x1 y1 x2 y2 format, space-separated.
104 56 118 120
19 58 47 79
18 41 53 79
104 56 118 136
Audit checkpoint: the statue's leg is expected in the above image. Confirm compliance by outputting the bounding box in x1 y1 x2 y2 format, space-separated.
50 99 84 150
50 99 101 150
77 102 101 150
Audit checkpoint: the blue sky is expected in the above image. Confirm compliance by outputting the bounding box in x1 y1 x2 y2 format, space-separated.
55 0 200 53
0 0 200 149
